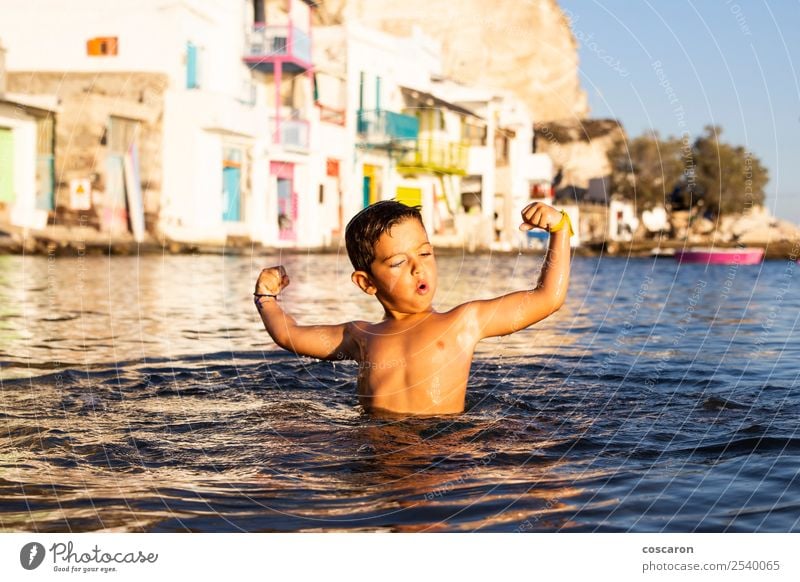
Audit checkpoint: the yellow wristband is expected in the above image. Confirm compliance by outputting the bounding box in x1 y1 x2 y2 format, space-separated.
549 210 574 236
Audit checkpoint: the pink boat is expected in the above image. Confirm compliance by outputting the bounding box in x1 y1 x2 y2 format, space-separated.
674 247 765 265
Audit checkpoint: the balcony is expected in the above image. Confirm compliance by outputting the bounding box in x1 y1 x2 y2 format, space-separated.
357 109 419 149
244 24 311 73
270 117 310 151
398 139 469 175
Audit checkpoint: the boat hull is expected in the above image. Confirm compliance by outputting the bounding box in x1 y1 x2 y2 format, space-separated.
674 248 764 265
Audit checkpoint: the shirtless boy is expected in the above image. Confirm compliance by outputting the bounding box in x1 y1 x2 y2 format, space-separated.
254 200 572 415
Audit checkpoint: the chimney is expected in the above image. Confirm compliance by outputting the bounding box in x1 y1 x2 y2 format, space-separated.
0 39 6 95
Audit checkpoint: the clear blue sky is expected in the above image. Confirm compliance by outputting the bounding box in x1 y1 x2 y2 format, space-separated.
558 0 800 223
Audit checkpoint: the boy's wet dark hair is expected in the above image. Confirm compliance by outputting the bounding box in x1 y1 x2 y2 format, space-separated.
345 200 423 273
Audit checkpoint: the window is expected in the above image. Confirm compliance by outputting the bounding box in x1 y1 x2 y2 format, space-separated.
464 121 487 146
253 0 265 23
87 37 118 56
495 131 510 166
326 159 340 177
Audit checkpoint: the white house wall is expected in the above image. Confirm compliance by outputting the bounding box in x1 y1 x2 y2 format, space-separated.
3 0 177 76
160 112 225 243
195 129 224 235
292 161 315 247
1 0 254 96
249 147 270 244
311 83 351 243
338 24 442 223
0 103 39 229
309 139 347 247
345 24 437 111
161 87 262 241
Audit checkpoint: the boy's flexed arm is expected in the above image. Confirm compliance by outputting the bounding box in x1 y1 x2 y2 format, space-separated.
254 266 357 360
472 202 572 339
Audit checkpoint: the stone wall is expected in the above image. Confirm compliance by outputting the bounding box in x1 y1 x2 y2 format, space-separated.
6 72 167 230
0 39 6 95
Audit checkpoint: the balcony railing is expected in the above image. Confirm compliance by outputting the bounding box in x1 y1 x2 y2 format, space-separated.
317 103 346 126
357 110 419 146
246 24 311 64
270 118 310 150
398 139 469 175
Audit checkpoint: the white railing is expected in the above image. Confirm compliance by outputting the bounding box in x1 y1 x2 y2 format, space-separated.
247 25 311 63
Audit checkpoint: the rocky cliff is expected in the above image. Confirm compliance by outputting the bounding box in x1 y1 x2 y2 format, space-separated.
535 118 626 191
314 0 588 122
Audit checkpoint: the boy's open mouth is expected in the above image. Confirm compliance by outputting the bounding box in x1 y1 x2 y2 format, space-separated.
416 281 429 294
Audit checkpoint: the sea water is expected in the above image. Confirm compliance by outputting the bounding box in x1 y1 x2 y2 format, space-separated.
0 251 797 532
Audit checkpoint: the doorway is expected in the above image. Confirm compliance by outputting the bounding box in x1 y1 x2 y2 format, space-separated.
271 161 296 241
0 128 14 204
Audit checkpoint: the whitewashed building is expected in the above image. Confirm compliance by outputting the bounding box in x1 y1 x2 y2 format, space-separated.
429 78 579 249
0 0 330 247
315 24 502 247
0 95 57 233
609 197 639 242
315 25 436 232
0 38 57 233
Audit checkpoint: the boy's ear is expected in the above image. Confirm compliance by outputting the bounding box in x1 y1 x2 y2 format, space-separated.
351 270 376 295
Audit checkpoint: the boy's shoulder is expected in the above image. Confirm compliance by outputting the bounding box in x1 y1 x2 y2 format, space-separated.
347 319 374 332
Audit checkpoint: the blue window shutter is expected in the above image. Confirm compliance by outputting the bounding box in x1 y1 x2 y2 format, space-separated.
186 42 198 89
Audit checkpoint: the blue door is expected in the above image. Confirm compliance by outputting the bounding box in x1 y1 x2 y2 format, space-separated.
222 166 241 222
35 156 55 210
362 176 371 208
186 42 199 89
36 117 55 210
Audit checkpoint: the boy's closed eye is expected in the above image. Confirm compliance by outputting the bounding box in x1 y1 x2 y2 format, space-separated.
390 251 432 268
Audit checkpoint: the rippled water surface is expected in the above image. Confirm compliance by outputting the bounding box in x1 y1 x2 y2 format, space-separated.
1 250 798 532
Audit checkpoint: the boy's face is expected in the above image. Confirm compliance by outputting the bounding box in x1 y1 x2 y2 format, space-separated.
352 218 437 317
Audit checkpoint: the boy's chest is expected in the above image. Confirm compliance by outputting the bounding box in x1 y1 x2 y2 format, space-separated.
355 318 475 413
357 317 476 368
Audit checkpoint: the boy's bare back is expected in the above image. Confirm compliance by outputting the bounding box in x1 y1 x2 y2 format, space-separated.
254 201 571 415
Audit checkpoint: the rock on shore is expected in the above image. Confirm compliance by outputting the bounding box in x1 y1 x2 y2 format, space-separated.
670 206 800 245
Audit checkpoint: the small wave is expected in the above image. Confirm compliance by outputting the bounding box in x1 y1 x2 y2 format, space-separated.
699 395 749 411
682 436 800 457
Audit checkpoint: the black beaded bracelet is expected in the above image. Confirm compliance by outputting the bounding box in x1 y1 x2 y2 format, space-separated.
253 293 278 309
